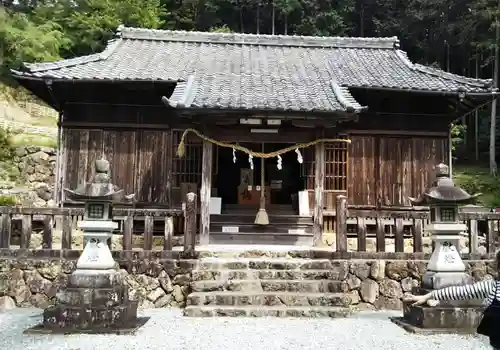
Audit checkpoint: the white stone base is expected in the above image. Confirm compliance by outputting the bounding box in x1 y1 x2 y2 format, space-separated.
77 233 115 270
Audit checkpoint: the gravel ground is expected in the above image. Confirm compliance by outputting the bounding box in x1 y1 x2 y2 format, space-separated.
0 308 491 350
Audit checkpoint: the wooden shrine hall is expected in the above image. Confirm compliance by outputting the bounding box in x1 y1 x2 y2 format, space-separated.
11 26 497 245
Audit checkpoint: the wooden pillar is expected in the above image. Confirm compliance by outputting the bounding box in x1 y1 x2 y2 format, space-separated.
335 195 347 252
313 142 325 246
200 140 213 245
184 192 198 255
166 130 173 207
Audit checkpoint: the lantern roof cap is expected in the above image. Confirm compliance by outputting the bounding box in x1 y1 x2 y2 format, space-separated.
64 157 135 203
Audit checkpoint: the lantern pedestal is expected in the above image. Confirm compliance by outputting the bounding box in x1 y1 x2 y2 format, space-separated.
391 163 483 334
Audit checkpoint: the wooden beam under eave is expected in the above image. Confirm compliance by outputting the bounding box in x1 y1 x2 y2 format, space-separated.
200 140 213 246
313 142 325 246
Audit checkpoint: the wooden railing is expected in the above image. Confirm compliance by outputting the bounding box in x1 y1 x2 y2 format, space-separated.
0 192 497 258
0 193 198 256
333 195 498 254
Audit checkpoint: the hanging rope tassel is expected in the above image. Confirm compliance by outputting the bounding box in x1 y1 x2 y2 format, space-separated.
295 148 303 164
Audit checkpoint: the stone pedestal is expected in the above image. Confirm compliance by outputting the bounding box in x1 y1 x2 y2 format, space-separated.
392 225 484 333
41 270 139 331
392 302 485 334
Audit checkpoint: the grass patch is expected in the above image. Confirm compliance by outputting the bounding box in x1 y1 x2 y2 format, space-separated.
28 115 57 127
0 194 17 205
454 165 500 208
10 133 57 148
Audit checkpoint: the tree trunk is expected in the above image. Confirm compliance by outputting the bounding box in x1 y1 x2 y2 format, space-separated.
475 53 480 161
284 14 288 35
490 1 499 176
360 3 364 36
256 2 260 34
272 0 275 35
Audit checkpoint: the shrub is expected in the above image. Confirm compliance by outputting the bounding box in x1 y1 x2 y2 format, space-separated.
0 127 14 161
454 166 500 208
0 194 17 206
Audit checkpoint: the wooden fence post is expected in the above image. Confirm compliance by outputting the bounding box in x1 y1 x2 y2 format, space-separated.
123 215 133 271
20 214 32 249
61 213 72 250
394 217 404 252
164 216 174 251
184 192 197 255
357 217 367 252
0 212 11 248
143 215 154 250
412 218 423 253
468 219 479 254
335 195 347 252
42 216 53 249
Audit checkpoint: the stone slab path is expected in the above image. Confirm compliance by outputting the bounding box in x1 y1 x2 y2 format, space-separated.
0 308 490 349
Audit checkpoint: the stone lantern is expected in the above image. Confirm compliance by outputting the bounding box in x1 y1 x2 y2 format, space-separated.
65 158 134 271
27 157 145 334
392 163 483 333
410 163 479 290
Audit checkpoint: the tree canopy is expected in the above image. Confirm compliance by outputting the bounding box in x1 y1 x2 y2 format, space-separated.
0 0 499 164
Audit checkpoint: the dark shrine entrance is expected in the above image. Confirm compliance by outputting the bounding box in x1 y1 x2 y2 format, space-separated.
215 142 304 207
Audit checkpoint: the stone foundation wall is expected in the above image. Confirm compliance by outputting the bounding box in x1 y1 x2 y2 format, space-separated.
0 258 495 310
0 146 56 206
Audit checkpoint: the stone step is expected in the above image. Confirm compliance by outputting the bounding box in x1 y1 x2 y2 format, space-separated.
196 259 348 272
192 269 347 281
183 305 352 318
209 232 313 245
187 291 356 307
191 279 345 293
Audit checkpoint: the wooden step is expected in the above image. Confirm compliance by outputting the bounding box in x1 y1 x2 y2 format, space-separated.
210 224 313 235
211 214 313 225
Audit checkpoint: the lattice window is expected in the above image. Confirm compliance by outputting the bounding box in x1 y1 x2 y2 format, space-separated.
301 147 315 190
440 207 456 222
172 130 202 187
325 142 348 191
300 142 348 191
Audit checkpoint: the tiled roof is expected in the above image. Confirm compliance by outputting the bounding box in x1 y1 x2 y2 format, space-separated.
12 26 495 113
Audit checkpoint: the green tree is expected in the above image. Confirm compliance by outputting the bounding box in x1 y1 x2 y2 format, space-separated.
32 0 167 56
0 7 69 74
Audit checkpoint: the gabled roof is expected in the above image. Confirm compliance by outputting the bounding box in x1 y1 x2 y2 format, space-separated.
11 26 495 113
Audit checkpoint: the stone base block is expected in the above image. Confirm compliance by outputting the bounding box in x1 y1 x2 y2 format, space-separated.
392 302 484 334
67 270 124 289
390 317 479 335
42 301 139 329
422 271 473 290
25 317 149 335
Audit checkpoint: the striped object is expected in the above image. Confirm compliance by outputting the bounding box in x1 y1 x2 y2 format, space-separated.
431 279 500 305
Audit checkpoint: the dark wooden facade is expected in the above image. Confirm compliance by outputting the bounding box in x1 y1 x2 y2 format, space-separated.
57 91 451 211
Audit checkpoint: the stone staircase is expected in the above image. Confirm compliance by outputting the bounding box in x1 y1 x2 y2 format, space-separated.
183 255 359 317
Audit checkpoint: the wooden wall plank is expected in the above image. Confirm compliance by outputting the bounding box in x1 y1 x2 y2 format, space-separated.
349 134 448 207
